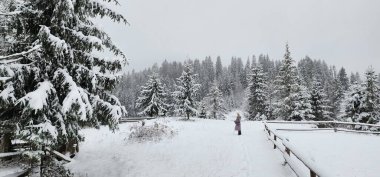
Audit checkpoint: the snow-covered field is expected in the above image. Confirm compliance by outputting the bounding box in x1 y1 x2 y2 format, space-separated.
66 114 296 177
65 115 380 177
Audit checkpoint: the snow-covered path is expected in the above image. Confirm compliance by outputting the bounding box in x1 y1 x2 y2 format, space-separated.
67 117 296 177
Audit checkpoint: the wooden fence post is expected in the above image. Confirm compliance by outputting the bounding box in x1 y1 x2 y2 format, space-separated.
285 147 290 156
310 170 317 177
273 135 277 149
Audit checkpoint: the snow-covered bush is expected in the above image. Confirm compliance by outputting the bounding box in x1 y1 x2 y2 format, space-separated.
40 155 73 177
128 122 176 142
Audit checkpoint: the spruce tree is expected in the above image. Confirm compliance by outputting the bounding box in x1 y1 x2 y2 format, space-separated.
173 63 200 119
340 83 365 122
0 0 127 158
360 67 380 124
289 84 314 121
206 82 225 119
338 67 350 91
274 44 300 120
136 73 168 117
198 101 207 118
310 78 332 120
340 67 380 124
215 56 223 81
247 64 268 120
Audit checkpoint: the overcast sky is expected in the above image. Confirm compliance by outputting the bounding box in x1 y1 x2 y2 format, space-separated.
98 0 380 74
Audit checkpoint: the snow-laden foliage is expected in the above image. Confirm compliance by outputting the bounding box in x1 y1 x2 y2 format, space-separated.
205 82 225 119
340 83 365 122
274 44 311 121
340 67 380 124
172 63 200 119
247 64 268 120
310 78 332 120
289 84 314 121
136 73 168 117
197 101 207 118
360 68 380 124
114 44 377 125
128 121 176 143
0 0 127 152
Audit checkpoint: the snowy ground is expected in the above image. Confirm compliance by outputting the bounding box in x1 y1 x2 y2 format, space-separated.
66 113 296 177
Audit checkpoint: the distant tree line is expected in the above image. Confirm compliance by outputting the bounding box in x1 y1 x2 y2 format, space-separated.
114 44 380 124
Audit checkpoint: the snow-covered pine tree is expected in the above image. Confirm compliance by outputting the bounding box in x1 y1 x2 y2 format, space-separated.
198 101 207 118
136 73 168 117
0 0 127 158
331 76 345 118
289 83 314 121
215 56 223 81
359 67 380 124
310 78 332 121
274 44 302 120
173 63 200 119
206 82 225 119
340 83 365 122
338 67 350 91
247 64 268 120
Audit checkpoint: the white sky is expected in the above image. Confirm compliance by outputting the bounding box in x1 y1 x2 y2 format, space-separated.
97 0 380 74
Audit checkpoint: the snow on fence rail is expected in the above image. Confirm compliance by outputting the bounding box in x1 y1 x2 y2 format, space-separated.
264 123 330 177
266 120 380 133
264 121 380 177
119 117 156 123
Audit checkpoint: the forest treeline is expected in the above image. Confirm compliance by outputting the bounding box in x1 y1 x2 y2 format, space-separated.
114 44 379 124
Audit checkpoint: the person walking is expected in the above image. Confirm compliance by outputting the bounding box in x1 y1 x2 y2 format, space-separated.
234 113 241 135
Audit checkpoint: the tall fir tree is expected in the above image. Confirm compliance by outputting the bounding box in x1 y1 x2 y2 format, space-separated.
340 83 365 122
289 83 314 121
338 67 350 91
173 63 200 119
198 101 207 118
0 0 127 158
310 78 332 120
215 56 223 81
274 44 301 120
206 82 225 119
360 67 380 124
136 73 168 117
247 64 268 120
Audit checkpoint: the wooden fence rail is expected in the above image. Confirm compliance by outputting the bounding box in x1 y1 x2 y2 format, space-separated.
119 117 156 123
264 120 380 177
264 123 333 177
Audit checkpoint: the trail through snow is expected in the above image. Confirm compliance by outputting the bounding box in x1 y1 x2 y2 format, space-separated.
67 115 296 177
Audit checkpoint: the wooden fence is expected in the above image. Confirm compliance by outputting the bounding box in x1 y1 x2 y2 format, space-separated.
119 117 156 123
263 121 380 177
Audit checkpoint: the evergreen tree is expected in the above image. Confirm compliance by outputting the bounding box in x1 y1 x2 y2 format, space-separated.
215 56 223 80
289 84 314 121
360 67 380 124
173 63 200 119
198 101 207 118
340 68 380 124
274 44 300 120
340 83 365 122
206 82 225 119
241 58 251 88
136 74 168 117
331 77 345 118
310 78 332 120
247 64 268 120
338 67 350 91
0 0 127 162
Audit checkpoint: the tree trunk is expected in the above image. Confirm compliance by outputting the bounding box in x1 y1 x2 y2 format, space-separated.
187 112 190 120
0 133 12 153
